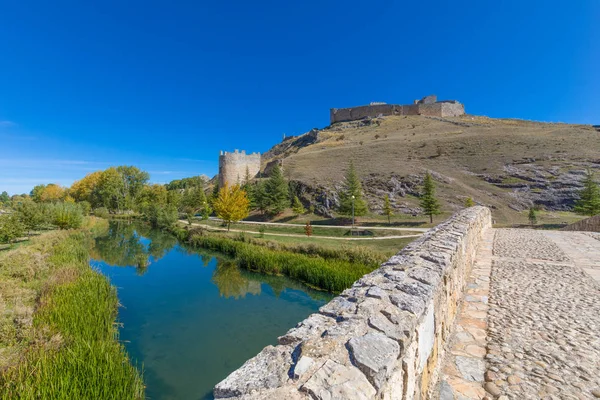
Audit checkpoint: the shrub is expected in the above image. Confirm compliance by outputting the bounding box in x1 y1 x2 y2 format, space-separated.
79 201 92 216
49 203 84 230
93 207 110 219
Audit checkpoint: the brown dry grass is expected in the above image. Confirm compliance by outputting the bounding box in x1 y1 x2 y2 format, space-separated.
267 115 599 225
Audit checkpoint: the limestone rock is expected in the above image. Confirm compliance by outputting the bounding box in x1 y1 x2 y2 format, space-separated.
300 359 376 400
390 292 426 316
214 345 292 398
293 356 314 379
347 332 400 390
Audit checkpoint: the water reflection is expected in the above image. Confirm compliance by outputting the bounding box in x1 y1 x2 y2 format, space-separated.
91 221 333 399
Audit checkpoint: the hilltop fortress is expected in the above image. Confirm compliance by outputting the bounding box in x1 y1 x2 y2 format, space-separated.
218 150 261 187
218 96 464 186
330 95 465 124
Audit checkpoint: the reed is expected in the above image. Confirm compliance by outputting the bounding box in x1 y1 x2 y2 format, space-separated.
0 229 144 399
188 233 376 293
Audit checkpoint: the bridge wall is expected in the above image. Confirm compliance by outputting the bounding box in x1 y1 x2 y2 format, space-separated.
214 206 492 400
561 215 600 232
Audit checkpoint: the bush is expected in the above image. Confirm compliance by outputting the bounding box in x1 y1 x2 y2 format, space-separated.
93 207 110 219
0 213 26 244
48 203 84 230
145 203 178 229
79 201 92 216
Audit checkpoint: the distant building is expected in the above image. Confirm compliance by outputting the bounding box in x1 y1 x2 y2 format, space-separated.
330 95 465 124
218 150 261 187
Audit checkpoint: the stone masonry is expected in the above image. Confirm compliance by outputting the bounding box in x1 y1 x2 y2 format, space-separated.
218 150 261 188
213 207 492 399
330 95 465 124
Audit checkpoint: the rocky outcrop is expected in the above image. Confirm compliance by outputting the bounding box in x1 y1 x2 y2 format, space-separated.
213 206 492 399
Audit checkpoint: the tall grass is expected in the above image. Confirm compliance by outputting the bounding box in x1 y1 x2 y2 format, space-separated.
188 233 376 293
0 230 144 399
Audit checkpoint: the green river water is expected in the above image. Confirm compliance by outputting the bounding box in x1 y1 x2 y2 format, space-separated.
92 222 333 400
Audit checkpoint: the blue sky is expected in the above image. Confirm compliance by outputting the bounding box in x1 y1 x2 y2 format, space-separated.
1 0 598 195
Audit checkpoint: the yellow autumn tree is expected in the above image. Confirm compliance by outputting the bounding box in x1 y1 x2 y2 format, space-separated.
40 184 66 203
70 171 102 203
213 183 249 231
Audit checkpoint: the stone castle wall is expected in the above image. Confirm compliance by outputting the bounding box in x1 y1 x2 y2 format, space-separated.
214 206 492 399
218 150 261 187
330 96 465 123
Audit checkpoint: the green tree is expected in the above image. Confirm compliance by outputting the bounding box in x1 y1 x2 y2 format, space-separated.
253 180 269 215
464 197 475 208
213 183 250 231
264 165 289 215
338 161 368 217
383 194 394 224
419 172 441 223
242 166 256 208
574 169 600 216
15 200 46 236
145 203 178 229
292 196 306 216
0 213 26 245
94 167 126 212
117 166 150 209
30 184 46 203
528 207 538 225
0 191 9 205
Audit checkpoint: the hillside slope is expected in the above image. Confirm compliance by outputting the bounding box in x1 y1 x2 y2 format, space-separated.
261 115 600 224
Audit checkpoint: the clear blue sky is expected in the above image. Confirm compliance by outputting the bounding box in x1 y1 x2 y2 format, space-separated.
1 0 598 195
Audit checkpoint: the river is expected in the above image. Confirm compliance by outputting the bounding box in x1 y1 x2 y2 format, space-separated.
91 221 333 399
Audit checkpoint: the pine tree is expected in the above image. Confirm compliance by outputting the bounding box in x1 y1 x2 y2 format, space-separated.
242 166 255 208
254 180 269 215
211 183 220 205
213 183 250 231
264 164 289 215
383 194 394 224
528 207 538 225
574 169 600 216
338 161 368 217
419 172 441 223
464 197 475 208
292 196 306 216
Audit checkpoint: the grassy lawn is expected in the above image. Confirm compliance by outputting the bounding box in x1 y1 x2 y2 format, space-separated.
494 210 586 229
199 229 415 258
194 218 423 237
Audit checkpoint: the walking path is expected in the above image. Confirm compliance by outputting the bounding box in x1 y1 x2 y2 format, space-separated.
178 221 423 241
439 228 600 399
207 217 430 232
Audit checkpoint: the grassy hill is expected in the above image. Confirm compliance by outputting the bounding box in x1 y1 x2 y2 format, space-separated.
261 115 600 225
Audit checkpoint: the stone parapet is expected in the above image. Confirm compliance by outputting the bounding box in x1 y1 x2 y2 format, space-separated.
214 206 492 399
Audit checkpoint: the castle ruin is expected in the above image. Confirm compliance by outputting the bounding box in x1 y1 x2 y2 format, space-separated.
330 94 465 124
218 150 261 187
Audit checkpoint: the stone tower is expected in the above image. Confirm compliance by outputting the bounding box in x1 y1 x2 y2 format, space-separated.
218 150 261 187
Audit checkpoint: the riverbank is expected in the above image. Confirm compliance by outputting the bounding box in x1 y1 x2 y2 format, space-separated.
0 218 144 399
172 225 388 293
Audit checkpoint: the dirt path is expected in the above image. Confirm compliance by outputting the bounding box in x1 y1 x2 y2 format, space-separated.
207 218 430 232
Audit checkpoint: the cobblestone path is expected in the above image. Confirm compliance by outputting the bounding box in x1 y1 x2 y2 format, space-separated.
486 229 600 399
439 228 600 399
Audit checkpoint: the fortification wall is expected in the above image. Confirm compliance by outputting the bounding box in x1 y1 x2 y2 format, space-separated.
330 97 465 123
330 104 398 124
214 206 492 400
218 150 261 187
561 215 600 232
440 102 466 117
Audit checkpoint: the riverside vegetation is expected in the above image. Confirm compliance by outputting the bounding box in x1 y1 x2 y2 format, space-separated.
0 218 143 399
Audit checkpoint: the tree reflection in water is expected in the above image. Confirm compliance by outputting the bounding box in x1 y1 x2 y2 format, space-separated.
91 221 176 275
212 261 261 299
92 221 334 303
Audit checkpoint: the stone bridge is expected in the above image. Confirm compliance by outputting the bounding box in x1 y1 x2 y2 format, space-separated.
214 207 600 399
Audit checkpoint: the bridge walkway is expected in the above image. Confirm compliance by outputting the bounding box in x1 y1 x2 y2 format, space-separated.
439 229 600 399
